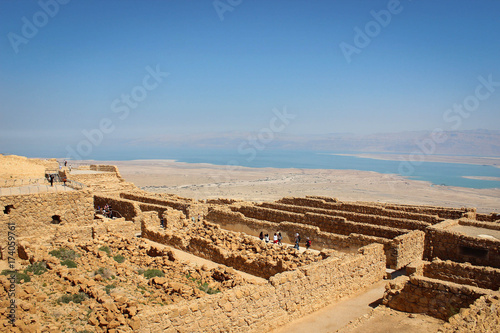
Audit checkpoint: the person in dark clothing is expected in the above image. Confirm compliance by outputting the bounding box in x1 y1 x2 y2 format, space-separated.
49 175 54 187
306 237 311 250
259 231 264 241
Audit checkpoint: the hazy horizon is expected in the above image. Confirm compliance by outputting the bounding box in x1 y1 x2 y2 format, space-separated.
1 0 500 159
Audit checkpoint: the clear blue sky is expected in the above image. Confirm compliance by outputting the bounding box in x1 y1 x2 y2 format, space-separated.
1 0 499 157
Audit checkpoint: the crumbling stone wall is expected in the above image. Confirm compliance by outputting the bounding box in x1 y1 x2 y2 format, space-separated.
142 212 324 279
120 192 195 218
206 207 419 269
476 212 500 223
260 202 431 231
278 197 445 224
389 231 425 270
425 219 500 268
94 195 140 221
0 189 94 258
232 205 406 240
442 294 500 332
137 243 386 332
383 275 495 321
381 203 474 220
408 259 500 291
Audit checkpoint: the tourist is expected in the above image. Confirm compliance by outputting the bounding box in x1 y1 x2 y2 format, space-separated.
160 218 165 228
278 232 282 245
294 232 300 250
49 175 54 187
273 233 278 244
62 177 67 186
264 234 270 243
259 231 264 241
306 237 311 250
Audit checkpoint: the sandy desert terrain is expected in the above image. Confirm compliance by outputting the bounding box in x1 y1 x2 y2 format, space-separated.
70 158 500 214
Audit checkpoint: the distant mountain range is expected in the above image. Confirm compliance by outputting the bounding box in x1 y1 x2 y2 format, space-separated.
130 129 500 157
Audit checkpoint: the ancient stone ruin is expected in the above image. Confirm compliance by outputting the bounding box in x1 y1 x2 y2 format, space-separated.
0 155 499 332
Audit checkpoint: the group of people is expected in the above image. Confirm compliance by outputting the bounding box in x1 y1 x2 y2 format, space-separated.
259 231 283 245
259 231 312 250
96 204 113 218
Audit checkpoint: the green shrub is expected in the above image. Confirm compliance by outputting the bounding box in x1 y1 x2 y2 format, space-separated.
113 254 125 263
25 262 47 275
95 267 113 280
61 259 77 268
98 246 111 257
142 269 164 279
49 247 79 261
1 270 31 283
197 281 220 295
105 284 116 294
58 292 87 304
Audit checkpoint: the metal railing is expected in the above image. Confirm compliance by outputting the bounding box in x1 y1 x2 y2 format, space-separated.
0 177 86 196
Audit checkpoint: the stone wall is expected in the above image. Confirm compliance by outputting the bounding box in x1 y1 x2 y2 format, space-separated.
389 231 425 270
476 212 500 223
232 205 406 240
141 212 324 279
137 243 386 332
425 219 500 268
442 294 500 332
260 202 431 231
94 195 141 222
120 192 195 218
383 275 495 321
0 189 94 258
408 259 500 291
277 197 444 224
206 207 419 269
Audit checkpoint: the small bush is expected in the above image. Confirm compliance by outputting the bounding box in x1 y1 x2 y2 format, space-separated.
113 254 125 263
142 269 164 279
98 246 111 257
49 247 79 261
95 267 113 280
105 284 116 294
197 281 220 295
25 262 47 275
1 270 31 283
61 259 77 268
59 292 88 304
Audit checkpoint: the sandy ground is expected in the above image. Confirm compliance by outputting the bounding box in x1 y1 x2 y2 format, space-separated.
87 159 500 214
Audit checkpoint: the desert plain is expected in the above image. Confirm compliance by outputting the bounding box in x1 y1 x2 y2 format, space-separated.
70 155 500 214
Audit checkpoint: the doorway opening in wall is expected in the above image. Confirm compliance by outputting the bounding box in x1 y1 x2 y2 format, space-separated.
3 205 14 214
51 215 61 224
459 246 488 259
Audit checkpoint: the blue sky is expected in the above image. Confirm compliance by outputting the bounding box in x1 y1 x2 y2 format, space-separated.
1 0 499 158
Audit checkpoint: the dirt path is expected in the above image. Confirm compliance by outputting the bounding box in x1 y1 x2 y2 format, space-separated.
272 279 446 333
272 280 387 333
